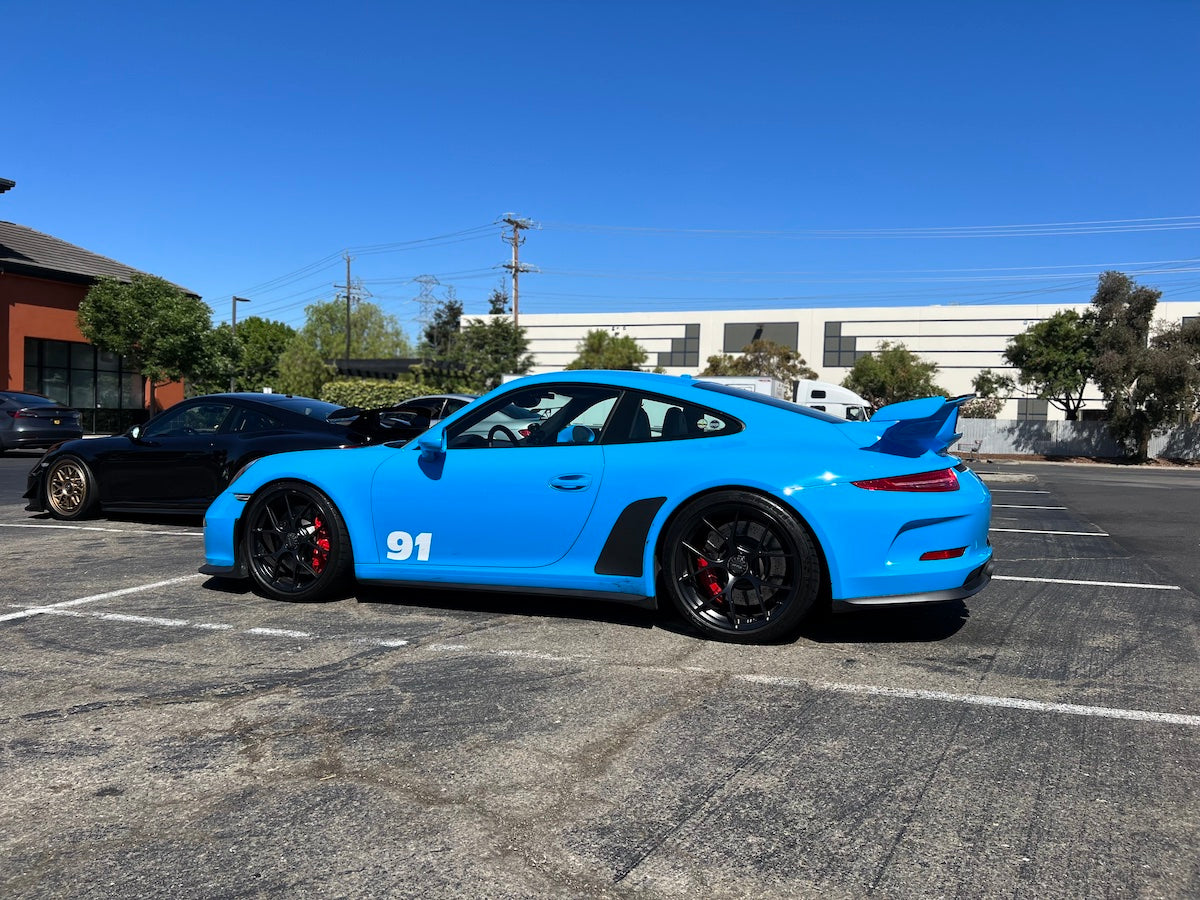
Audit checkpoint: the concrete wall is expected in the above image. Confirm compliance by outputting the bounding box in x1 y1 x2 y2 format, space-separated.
955 418 1200 460
490 299 1200 422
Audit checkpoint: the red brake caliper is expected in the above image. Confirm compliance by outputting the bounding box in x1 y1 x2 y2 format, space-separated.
311 515 330 572
696 557 724 601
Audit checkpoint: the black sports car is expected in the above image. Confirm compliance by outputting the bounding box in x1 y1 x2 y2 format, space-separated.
24 392 402 520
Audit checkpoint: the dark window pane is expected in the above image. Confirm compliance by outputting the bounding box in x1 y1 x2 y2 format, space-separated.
70 343 94 368
44 341 70 368
70 370 95 408
98 372 121 407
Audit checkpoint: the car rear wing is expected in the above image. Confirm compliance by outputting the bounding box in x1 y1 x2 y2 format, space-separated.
326 405 425 441
849 394 973 458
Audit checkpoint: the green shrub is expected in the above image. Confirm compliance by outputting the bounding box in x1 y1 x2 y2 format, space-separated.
319 378 436 409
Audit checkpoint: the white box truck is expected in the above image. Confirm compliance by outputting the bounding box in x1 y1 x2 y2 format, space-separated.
794 379 872 421
698 375 871 420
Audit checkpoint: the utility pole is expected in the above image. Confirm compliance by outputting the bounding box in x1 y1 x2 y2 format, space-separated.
230 296 250 392
334 253 354 374
500 214 536 327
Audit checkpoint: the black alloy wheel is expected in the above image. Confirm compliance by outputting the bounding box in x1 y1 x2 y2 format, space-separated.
661 491 821 643
244 481 352 602
45 455 98 521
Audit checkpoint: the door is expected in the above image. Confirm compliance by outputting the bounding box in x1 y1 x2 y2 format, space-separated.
368 382 620 570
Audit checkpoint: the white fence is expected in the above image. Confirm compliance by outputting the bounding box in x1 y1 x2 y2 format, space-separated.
954 418 1200 460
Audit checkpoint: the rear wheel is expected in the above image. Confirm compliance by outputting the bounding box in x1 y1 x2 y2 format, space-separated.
661 491 821 643
45 455 98 520
244 481 352 602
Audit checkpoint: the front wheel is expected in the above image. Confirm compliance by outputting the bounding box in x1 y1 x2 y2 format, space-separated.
244 481 352 602
45 455 98 520
660 491 822 643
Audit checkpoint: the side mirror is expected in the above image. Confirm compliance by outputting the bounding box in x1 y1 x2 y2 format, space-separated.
417 425 447 459
127 424 143 441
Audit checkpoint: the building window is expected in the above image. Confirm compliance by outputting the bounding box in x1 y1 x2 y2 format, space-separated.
1016 398 1049 421
656 323 701 368
24 338 145 433
723 322 798 352
823 321 868 367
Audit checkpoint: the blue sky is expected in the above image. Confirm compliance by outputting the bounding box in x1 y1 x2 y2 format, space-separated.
4 1 1198 338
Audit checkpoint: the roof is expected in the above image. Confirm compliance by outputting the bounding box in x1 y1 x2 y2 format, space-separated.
0 220 192 293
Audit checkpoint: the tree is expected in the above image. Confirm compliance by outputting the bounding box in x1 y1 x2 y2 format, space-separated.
487 286 510 315
450 317 533 391
77 275 214 410
960 368 1016 419
420 294 464 360
299 297 412 363
842 341 945 409
276 336 337 398
1089 271 1198 461
701 339 818 392
190 316 297 395
565 330 648 370
1003 309 1095 420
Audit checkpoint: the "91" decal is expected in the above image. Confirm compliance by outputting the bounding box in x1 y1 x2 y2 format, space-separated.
386 530 432 561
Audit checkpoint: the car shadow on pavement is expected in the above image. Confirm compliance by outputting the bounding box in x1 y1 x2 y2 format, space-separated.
349 583 662 632
800 600 970 644
201 579 969 645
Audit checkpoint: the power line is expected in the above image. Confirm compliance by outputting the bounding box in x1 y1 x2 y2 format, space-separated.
541 215 1200 239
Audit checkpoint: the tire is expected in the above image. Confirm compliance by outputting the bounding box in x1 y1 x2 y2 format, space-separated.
45 455 98 520
243 480 352 602
660 491 822 643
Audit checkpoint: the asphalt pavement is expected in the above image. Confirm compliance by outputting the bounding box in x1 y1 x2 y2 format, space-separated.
0 452 1196 899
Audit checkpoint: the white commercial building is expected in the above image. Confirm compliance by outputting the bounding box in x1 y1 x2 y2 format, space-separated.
499 301 1200 421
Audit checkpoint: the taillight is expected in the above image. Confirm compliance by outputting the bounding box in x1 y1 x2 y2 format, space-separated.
920 547 967 560
852 469 960 492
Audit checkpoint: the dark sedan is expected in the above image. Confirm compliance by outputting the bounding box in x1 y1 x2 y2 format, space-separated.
24 392 394 520
0 391 83 452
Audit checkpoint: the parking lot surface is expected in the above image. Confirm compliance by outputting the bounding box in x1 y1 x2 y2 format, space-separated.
1 453 1197 899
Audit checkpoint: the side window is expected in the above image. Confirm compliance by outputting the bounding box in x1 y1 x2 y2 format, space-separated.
605 392 741 444
230 408 282 433
144 402 234 438
446 384 620 449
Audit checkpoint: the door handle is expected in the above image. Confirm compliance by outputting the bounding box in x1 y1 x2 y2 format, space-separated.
549 473 592 492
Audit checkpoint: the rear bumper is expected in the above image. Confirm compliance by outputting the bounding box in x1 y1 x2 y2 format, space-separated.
5 430 82 450
834 558 993 609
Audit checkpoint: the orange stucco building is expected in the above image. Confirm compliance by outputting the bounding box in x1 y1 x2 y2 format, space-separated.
0 218 185 433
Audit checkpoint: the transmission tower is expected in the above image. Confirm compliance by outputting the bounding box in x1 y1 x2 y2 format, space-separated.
412 274 442 363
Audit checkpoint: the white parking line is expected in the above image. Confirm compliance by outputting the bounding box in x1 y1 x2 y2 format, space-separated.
993 504 1068 510
28 606 409 647
993 574 1181 591
740 675 1200 727
990 527 1109 536
989 489 1051 494
0 523 203 536
12 601 1195 728
0 575 206 622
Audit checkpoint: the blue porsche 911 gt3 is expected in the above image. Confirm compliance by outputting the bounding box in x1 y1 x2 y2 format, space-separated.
200 370 992 643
